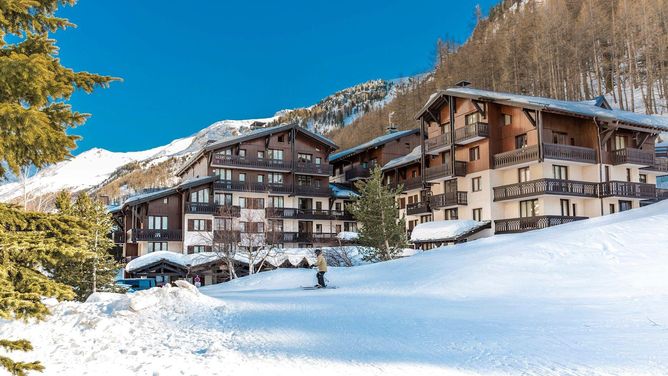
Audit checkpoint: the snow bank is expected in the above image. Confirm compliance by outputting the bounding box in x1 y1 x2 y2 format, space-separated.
410 220 485 242
337 231 359 241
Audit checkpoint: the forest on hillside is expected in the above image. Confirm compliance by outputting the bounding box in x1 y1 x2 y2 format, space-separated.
330 0 668 149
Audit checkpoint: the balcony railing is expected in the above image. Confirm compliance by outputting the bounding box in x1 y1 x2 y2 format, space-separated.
543 143 597 164
599 181 657 199
111 231 125 244
265 207 354 220
212 155 292 170
213 180 291 194
345 166 371 181
294 161 333 175
429 191 467 208
185 202 241 216
388 177 423 191
607 148 654 166
294 184 330 196
641 158 668 173
493 145 539 169
454 122 489 144
406 201 431 216
493 179 599 201
424 161 467 181
134 229 182 241
495 216 588 234
213 230 241 242
269 232 339 244
425 132 452 154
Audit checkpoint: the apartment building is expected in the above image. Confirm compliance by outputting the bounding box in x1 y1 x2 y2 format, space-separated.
408 87 668 235
112 123 359 262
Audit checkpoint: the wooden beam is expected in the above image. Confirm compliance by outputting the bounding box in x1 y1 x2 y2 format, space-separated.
635 132 652 148
522 109 537 127
472 100 486 117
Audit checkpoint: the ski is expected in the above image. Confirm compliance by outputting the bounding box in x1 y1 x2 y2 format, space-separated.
300 286 338 290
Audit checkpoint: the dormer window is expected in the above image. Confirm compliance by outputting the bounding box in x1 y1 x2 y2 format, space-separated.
465 112 481 125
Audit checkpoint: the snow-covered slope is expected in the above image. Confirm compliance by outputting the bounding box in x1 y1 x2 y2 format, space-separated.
3 200 668 375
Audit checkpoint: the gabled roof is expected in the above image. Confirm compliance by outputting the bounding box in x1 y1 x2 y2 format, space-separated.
417 87 668 132
123 187 179 207
176 123 337 176
410 220 492 244
329 183 359 199
329 128 420 163
382 145 422 171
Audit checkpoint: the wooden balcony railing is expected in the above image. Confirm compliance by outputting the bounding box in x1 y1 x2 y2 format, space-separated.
134 229 182 241
425 132 452 154
493 145 539 168
607 148 654 166
429 191 468 208
424 161 467 181
213 230 241 242
388 177 423 191
185 202 241 216
265 207 354 220
599 181 657 199
111 231 125 244
493 179 599 201
213 180 292 194
454 122 489 144
345 166 371 181
212 155 292 170
269 232 339 243
294 161 333 175
406 201 431 216
543 143 597 164
294 184 330 196
641 158 668 173
495 215 588 234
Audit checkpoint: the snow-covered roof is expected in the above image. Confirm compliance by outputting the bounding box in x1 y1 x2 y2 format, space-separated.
416 87 668 132
382 145 422 171
123 187 178 206
329 183 358 199
329 129 419 162
337 231 359 241
410 220 491 243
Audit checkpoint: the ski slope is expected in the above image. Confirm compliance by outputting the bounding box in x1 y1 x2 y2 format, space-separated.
3 201 668 375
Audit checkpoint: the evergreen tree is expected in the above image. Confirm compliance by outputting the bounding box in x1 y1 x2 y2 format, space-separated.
0 204 92 375
0 0 116 178
53 191 120 301
349 166 407 261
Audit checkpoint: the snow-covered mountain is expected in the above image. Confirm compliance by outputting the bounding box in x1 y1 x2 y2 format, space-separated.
0 79 402 207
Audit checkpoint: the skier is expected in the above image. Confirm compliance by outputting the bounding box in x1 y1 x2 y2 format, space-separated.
314 249 327 288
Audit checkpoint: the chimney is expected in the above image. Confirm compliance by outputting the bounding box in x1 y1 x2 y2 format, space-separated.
455 80 472 87
386 111 397 134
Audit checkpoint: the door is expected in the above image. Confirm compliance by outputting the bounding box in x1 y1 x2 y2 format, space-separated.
298 221 313 242
444 179 457 199
298 198 313 210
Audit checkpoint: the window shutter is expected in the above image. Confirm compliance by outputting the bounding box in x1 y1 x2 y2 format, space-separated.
206 220 212 231
188 219 194 231
205 245 212 253
187 246 194 254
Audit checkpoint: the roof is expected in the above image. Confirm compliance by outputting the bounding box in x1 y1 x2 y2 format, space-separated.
416 87 668 132
176 123 338 176
410 220 492 243
177 175 217 190
382 145 422 171
329 128 420 163
123 187 178 206
329 183 359 199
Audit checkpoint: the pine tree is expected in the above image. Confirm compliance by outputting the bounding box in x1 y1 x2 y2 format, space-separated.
0 0 117 178
0 204 93 375
53 191 120 301
349 166 407 261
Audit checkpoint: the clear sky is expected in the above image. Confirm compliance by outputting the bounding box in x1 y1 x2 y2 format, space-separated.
55 0 497 153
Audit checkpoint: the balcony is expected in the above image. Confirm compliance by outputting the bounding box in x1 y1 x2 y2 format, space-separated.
606 148 654 166
211 155 292 171
599 181 656 199
493 145 539 169
406 201 431 216
388 177 423 191
543 143 597 164
294 161 333 176
134 229 182 241
454 122 489 145
294 184 330 197
111 231 125 244
424 161 467 182
641 158 668 173
213 180 293 194
185 202 241 217
213 230 241 242
269 232 339 244
265 207 353 220
345 166 371 181
425 132 452 155
493 179 599 201
429 191 467 208
495 215 588 234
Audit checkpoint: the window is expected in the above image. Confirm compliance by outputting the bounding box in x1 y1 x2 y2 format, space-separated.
552 131 568 145
411 170 418 178
572 203 577 216
518 167 530 182
609 204 615 214
515 134 528 149
297 175 313 186
344 222 358 232
238 173 246 182
190 189 209 203
614 135 626 150
257 151 265 159
503 114 512 126
239 222 247 233
268 149 283 160
619 200 632 212
214 218 232 231
214 168 232 180
192 219 207 231
162 197 168 204
239 197 264 209
193 245 206 254
257 175 264 183
268 219 284 232
399 197 406 209
269 196 284 208
335 202 342 211
553 165 568 180
315 201 322 211
639 174 647 184
315 157 322 165
626 168 631 182
420 214 432 223
268 173 283 184
336 224 342 233
148 242 167 253
239 149 246 158
278 135 284 142
256 222 264 233
560 199 570 216
444 209 458 220
148 216 167 230
218 149 232 156
214 193 232 206
465 112 480 125
520 199 538 217
315 224 322 233
298 153 312 162
471 177 482 192
472 208 482 221
469 146 480 161
604 166 610 182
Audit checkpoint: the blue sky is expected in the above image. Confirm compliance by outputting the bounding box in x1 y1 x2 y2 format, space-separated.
55 1 496 153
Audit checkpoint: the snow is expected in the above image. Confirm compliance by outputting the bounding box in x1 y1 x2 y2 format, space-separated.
410 220 486 242
4 189 668 374
382 145 422 171
329 183 358 199
337 231 359 241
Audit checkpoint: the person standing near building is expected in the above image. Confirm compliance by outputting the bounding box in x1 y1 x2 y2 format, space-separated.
314 249 327 288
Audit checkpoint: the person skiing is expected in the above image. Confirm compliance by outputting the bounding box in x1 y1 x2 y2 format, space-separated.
314 249 327 288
